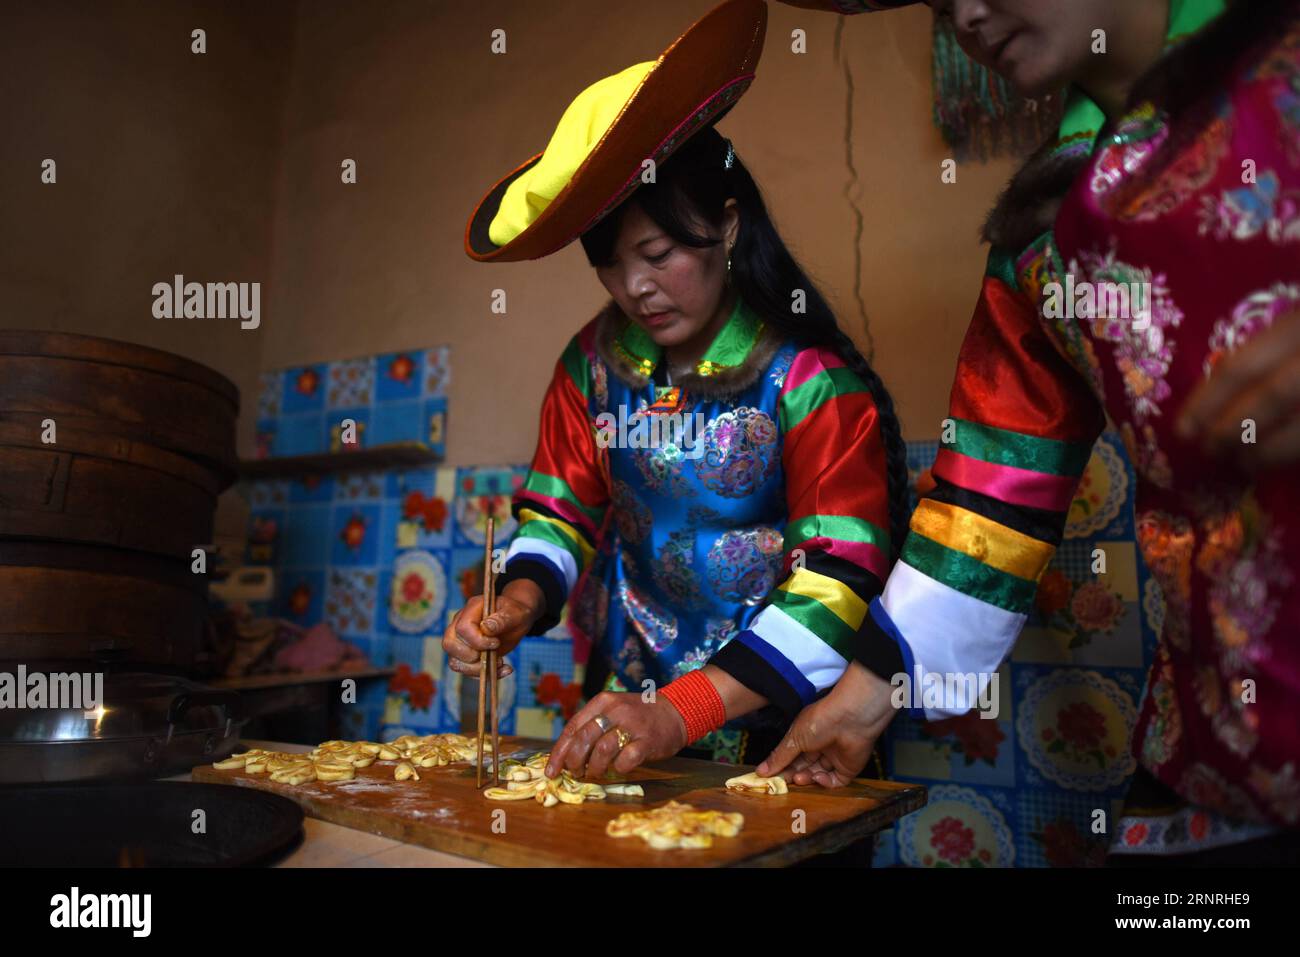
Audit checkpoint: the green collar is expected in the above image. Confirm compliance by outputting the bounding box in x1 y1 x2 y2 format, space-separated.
613 297 765 379
1052 0 1227 155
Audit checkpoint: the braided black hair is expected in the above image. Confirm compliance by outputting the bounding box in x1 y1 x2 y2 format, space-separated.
580 126 913 562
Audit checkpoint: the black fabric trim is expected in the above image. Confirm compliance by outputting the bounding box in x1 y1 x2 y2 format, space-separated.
800 551 886 607
496 558 565 636
849 611 907 684
708 641 804 722
510 498 598 549
928 476 1069 547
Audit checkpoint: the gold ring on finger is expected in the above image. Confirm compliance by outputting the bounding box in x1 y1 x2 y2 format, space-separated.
615 728 631 749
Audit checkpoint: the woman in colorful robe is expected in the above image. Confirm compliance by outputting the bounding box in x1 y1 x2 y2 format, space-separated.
446 0 912 770
762 0 1300 862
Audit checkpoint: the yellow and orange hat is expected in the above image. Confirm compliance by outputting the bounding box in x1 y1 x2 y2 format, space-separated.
465 0 767 263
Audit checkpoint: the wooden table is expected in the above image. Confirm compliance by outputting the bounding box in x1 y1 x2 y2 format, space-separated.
192 737 926 867
165 741 479 867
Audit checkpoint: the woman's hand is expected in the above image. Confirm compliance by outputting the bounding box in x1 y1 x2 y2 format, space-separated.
757 662 898 788
1178 311 1300 469
441 580 544 679
545 691 688 779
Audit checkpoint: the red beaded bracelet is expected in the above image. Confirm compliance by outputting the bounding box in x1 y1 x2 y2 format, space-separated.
660 669 726 745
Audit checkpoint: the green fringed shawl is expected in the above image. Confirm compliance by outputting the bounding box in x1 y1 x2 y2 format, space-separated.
930 11 1063 161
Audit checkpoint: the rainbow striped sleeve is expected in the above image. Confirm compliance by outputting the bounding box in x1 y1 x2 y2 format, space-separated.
497 326 609 632
864 250 1105 719
710 346 893 717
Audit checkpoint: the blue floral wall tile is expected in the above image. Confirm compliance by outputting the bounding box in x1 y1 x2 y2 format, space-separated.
424 397 448 458
877 432 1151 867
257 371 282 420
327 407 370 452
246 509 282 565
423 347 450 397
1016 789 1120 868
254 418 277 460
279 505 332 567
289 475 334 504
375 351 424 402
327 356 375 409
280 364 327 414
367 399 421 447
276 568 325 624
247 479 291 509
241 343 452 739
276 412 324 456
334 470 385 503
251 345 450 460
324 567 378 634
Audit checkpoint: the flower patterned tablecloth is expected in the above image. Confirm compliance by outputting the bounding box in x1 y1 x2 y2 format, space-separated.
873 432 1155 868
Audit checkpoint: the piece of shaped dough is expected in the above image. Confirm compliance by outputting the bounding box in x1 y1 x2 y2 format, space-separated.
605 801 744 849
725 772 788 795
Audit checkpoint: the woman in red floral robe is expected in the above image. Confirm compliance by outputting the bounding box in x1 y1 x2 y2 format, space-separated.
766 0 1300 863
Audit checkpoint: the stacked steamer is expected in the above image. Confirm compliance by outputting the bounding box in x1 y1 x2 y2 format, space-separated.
0 330 238 668
0 330 241 781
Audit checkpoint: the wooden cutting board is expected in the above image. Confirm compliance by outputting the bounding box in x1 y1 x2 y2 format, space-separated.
191 737 926 867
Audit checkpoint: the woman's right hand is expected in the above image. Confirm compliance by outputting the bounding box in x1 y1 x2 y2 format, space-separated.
441 580 545 679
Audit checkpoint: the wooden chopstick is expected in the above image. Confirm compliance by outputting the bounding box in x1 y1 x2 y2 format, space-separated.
488 561 500 788
475 517 495 788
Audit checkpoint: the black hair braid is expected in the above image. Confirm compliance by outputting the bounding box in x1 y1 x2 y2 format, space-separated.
581 127 915 563
724 149 913 562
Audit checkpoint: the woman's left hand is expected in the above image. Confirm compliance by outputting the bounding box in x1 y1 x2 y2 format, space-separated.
756 661 898 788
1178 311 1300 469
545 691 687 780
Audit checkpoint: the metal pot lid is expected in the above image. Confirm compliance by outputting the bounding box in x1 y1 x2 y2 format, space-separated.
0 783 303 866
0 666 241 744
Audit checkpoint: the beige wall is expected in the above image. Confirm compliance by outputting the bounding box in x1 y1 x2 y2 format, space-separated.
2 0 1018 470
0 0 294 460
263 0 1017 466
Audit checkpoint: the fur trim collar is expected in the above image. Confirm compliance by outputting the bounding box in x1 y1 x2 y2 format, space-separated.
981 138 1093 254
592 301 784 401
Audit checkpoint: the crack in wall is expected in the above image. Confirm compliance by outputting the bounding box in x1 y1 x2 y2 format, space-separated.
834 16 874 362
